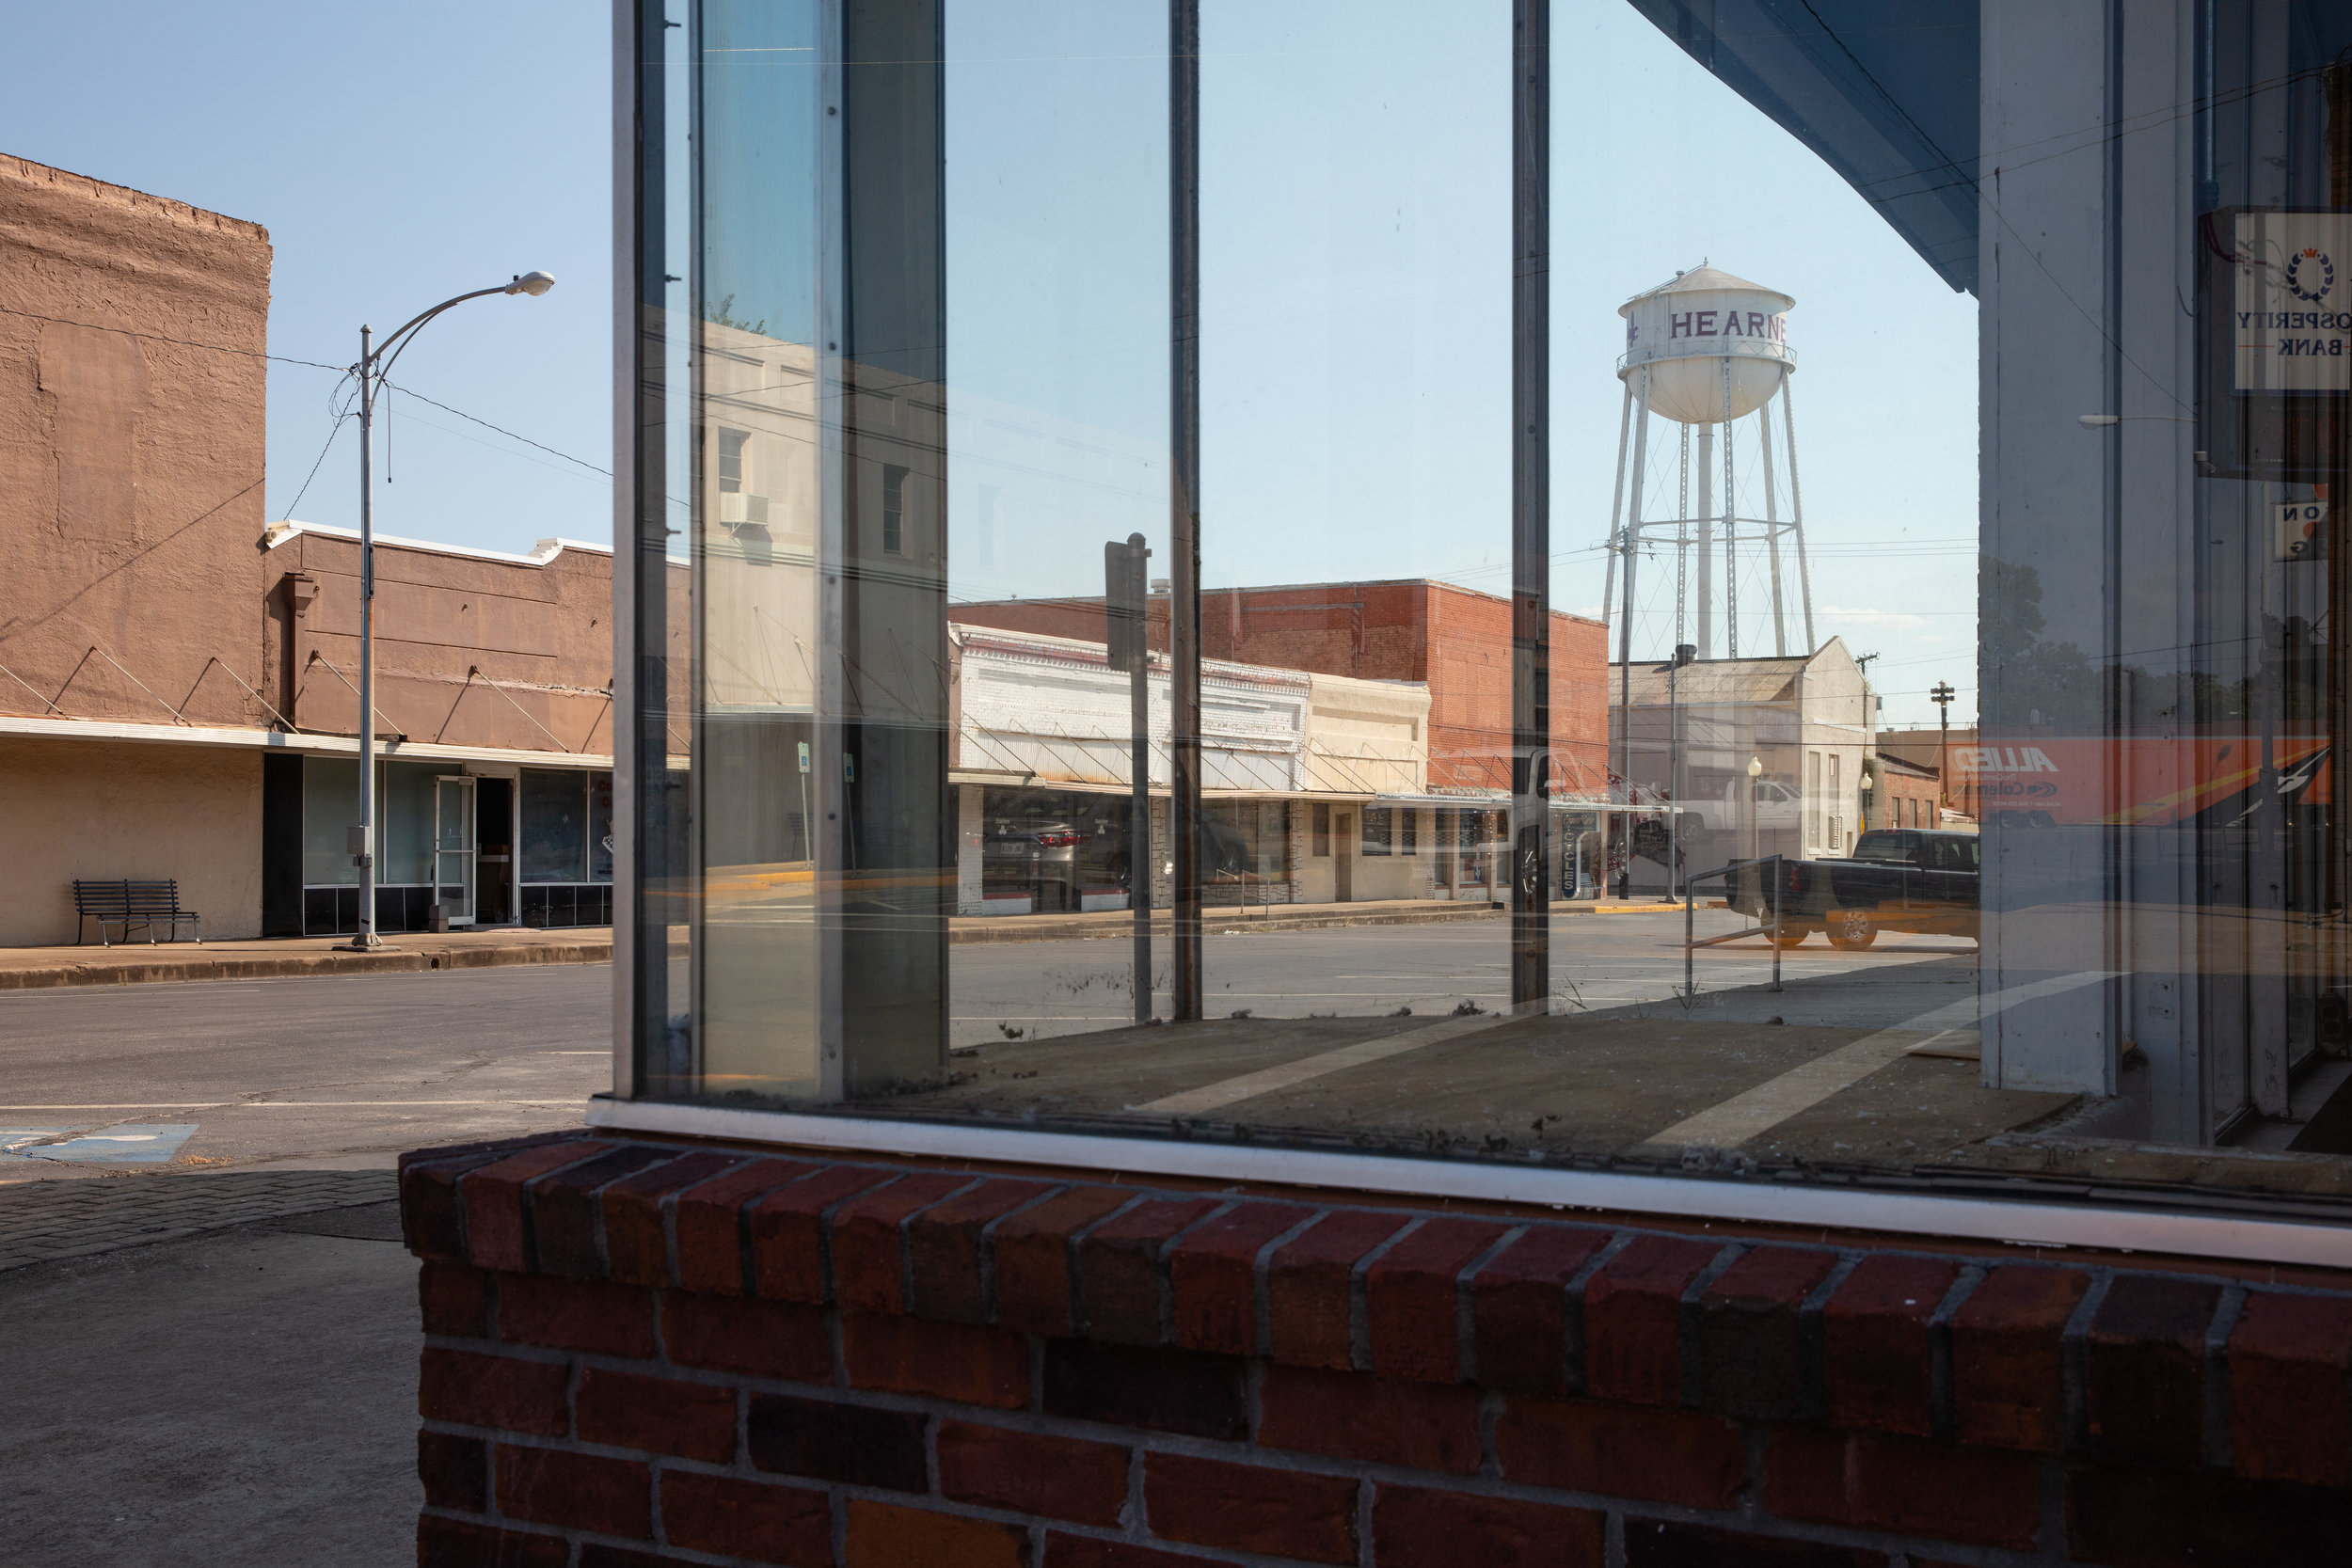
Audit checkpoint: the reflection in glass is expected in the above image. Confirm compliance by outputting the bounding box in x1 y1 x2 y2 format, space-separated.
618 0 2352 1217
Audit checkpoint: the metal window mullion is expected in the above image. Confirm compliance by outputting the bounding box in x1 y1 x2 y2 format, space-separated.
815 0 850 1098
1169 0 1204 1021
1510 0 1549 1009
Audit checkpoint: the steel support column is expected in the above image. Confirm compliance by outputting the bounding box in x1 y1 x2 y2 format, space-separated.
1168 0 1204 1021
1510 0 1549 1011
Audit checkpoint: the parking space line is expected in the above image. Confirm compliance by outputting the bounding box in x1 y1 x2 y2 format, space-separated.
1635 971 2112 1151
1136 1009 1525 1117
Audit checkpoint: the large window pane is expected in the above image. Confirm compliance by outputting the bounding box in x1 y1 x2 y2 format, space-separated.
302 757 358 887
520 768 585 882
620 0 2352 1220
379 762 437 886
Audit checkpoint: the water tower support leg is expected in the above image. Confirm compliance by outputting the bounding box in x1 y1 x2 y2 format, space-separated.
1693 424 1712 657
1618 376 1649 817
1675 424 1690 653
1757 397 1787 657
1601 381 1631 640
1721 356 1737 658
1781 377 1817 651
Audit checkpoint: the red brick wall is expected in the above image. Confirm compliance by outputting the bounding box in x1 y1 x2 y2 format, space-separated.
953 582 1610 798
1875 766 1941 831
403 1132 2352 1566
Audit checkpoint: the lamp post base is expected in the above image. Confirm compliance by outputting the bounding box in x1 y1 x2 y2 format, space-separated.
345 932 383 951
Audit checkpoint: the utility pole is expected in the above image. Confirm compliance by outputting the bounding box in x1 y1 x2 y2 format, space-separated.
1107 535 1152 1025
1931 681 1956 814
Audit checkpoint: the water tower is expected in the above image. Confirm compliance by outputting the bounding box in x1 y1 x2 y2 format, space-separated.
1600 265 1814 666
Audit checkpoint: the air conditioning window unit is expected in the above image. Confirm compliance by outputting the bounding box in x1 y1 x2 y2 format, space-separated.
718 492 771 527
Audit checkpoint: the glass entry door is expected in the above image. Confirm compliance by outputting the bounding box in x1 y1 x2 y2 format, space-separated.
434 775 477 927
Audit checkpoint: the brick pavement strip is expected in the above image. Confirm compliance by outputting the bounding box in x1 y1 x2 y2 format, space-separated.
0 1169 397 1271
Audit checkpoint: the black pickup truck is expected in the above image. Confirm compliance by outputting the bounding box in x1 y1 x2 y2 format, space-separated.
1729 830 1980 949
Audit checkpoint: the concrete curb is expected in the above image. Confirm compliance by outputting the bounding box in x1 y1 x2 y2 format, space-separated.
0 940 614 991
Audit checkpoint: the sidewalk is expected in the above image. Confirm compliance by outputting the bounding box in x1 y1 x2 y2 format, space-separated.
0 1166 396 1269
0 926 612 991
0 895 1700 990
0 1167 416 1566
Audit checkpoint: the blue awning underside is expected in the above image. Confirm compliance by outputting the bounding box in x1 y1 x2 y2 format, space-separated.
1628 0 1981 296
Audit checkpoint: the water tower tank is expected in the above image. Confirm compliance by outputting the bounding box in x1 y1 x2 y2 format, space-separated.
1617 265 1796 425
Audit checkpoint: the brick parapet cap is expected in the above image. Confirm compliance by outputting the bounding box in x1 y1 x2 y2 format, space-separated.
0 151 270 242
399 1131 2352 1491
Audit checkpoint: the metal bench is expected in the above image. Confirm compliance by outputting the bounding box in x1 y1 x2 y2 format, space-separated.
72 879 202 946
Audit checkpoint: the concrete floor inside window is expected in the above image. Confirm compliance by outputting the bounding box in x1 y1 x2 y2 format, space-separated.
868 910 2352 1205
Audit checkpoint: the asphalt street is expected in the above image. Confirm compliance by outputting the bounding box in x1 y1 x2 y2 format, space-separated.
0 911 1971 1171
0 965 607 1178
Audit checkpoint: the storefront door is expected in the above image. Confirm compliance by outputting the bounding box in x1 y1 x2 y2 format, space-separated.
1334 813 1353 903
434 775 477 927
474 775 514 926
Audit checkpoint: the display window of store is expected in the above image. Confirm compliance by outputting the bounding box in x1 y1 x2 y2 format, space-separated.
603 0 2352 1276
293 757 609 936
517 767 614 928
978 786 1134 914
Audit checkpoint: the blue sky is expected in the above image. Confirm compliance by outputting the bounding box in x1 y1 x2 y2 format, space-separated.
5 1 1975 728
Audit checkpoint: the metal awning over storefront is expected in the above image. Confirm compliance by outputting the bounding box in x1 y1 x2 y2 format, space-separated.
0 713 649 770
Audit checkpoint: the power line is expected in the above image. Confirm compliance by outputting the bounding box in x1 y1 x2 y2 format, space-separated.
380 378 612 477
279 412 352 519
0 303 342 373
0 301 613 483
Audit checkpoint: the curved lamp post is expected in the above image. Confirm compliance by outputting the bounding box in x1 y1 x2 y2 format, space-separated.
347 272 555 949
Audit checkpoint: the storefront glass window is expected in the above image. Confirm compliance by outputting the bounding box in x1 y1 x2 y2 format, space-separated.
588 773 614 883
520 768 585 883
302 756 358 887
379 762 437 886
614 0 2352 1248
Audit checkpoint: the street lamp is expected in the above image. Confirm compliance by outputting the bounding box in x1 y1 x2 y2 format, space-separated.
346 273 555 950
1746 753 1762 863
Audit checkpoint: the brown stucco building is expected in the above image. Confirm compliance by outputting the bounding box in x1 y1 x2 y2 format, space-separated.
0 155 620 946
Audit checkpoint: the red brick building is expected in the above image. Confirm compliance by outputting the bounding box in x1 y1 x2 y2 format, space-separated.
953 578 1611 798
1869 750 1942 832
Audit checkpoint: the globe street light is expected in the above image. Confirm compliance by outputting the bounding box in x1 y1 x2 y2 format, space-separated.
1746 753 1763 863
347 274 555 950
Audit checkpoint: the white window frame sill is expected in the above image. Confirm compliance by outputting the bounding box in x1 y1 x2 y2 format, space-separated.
585 1096 2352 1270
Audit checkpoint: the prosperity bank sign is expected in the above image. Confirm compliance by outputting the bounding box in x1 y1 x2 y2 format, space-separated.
2233 212 2352 393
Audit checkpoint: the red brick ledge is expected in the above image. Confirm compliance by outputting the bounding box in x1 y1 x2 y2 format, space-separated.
401 1132 2352 1566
